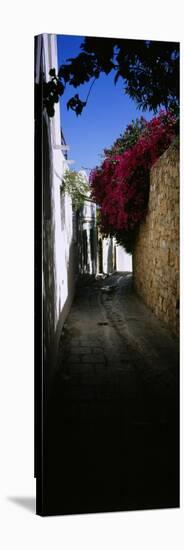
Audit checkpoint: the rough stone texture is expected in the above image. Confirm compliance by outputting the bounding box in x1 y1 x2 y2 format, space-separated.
133 141 179 335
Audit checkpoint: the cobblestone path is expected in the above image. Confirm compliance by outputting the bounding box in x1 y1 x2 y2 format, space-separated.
44 273 179 515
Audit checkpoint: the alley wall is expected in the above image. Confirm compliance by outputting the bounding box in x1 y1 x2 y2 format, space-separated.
116 245 132 272
133 140 179 335
41 34 78 388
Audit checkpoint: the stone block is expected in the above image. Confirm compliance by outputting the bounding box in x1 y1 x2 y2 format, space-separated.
133 142 179 335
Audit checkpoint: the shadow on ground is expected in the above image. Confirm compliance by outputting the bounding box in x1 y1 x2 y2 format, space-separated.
40 273 179 516
8 497 36 514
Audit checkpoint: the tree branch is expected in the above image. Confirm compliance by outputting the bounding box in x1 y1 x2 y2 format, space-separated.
85 77 97 104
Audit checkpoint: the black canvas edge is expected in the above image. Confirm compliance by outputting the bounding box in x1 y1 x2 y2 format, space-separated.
34 34 44 516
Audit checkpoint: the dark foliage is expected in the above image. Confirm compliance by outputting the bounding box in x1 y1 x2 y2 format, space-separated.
43 69 65 117
104 116 148 157
44 37 179 117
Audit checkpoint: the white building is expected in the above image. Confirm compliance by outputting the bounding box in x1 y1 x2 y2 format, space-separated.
78 171 97 275
77 172 132 276
116 244 132 272
97 234 132 275
35 34 77 388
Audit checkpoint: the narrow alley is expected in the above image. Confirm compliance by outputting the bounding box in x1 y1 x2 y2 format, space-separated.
44 272 179 515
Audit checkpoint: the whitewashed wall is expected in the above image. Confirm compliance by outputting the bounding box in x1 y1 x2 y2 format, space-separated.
78 171 97 274
116 245 132 272
100 237 132 274
102 237 114 274
41 34 77 381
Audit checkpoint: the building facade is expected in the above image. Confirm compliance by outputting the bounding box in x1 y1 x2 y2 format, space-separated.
78 172 97 275
35 33 78 388
97 233 132 275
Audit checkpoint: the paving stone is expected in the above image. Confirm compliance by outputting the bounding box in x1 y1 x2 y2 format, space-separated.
45 272 179 514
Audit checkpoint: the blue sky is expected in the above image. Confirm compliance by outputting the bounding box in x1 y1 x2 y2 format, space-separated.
57 35 153 172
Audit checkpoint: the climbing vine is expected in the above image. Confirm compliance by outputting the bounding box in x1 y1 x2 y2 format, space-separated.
90 111 177 253
62 170 91 210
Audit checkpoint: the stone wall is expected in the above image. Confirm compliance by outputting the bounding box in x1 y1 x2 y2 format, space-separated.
133 140 179 335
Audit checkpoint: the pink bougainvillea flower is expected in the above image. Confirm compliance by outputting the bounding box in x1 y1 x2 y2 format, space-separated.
89 111 176 236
